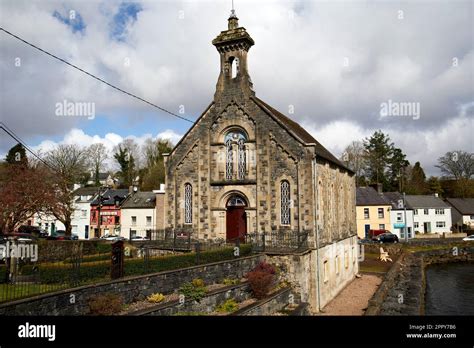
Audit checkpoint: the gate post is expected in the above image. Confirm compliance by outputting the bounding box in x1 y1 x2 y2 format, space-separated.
111 241 124 279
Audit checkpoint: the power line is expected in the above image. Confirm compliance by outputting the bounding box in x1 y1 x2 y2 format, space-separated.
0 27 195 124
0 122 57 171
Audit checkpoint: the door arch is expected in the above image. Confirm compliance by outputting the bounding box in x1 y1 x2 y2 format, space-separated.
226 194 247 242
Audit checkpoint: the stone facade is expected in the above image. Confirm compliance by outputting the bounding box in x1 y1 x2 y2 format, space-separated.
164 12 356 246
163 11 358 312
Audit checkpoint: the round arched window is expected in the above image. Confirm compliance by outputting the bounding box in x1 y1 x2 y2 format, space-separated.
224 130 247 180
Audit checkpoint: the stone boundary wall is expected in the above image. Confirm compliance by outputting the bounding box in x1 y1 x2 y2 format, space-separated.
366 246 474 316
131 283 251 316
232 287 292 316
0 254 264 316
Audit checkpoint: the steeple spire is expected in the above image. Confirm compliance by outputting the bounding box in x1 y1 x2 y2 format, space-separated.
228 3 239 30
212 7 255 99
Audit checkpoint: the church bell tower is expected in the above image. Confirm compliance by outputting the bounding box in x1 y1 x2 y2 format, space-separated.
212 9 255 99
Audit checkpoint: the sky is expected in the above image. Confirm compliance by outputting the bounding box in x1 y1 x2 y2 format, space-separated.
0 0 473 176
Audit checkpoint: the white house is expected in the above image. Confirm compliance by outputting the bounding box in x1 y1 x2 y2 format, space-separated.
383 192 415 240
33 212 65 236
446 198 474 230
120 191 156 239
71 186 99 239
405 194 452 235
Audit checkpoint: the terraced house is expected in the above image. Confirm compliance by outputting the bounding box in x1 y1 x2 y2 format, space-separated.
163 11 358 310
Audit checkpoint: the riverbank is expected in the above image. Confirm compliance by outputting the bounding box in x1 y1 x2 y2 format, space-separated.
365 243 474 315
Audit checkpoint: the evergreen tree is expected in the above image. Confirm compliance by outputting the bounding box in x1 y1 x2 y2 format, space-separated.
5 143 27 166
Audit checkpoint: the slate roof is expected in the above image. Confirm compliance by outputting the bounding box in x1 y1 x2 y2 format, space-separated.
252 97 353 173
121 192 156 209
405 195 450 209
73 187 100 197
356 187 391 206
445 198 474 215
383 192 414 210
90 189 129 206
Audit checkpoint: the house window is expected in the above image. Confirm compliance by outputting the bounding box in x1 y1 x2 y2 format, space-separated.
414 209 418 215
344 250 349 269
379 224 385 230
435 209 444 215
378 208 384 218
131 216 137 226
281 180 291 225
424 209 429 215
364 208 369 219
184 183 192 224
323 260 329 283
225 130 247 180
414 222 419 228
81 210 87 218
436 221 446 228
146 216 152 226
336 255 340 275
470 215 474 220
396 213 403 222
114 216 120 225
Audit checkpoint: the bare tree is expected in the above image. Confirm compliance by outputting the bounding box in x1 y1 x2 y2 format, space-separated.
43 144 88 236
436 150 474 180
340 140 367 185
87 143 109 185
436 150 474 197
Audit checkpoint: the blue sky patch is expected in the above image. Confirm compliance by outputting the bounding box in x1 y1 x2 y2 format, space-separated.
52 9 86 33
110 2 143 42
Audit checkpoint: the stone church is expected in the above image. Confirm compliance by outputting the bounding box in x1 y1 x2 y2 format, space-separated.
164 10 358 310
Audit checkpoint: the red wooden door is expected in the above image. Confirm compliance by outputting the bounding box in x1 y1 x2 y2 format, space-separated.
226 207 247 242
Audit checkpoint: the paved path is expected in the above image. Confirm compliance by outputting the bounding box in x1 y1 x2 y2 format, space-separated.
319 274 382 316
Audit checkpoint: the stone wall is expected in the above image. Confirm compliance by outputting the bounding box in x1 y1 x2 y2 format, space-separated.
366 246 474 315
0 254 264 316
233 287 292 316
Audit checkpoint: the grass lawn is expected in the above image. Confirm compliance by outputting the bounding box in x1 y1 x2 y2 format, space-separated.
359 252 393 274
0 283 65 303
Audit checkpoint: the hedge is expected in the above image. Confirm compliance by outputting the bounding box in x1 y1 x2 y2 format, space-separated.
9 244 252 285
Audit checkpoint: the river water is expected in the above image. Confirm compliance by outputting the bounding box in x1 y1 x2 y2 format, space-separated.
425 262 474 315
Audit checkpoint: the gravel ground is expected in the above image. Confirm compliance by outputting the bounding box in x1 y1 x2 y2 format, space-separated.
319 274 382 316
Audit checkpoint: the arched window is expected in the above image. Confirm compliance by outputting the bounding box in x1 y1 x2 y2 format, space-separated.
224 130 247 180
229 57 239 78
184 183 192 224
281 180 291 225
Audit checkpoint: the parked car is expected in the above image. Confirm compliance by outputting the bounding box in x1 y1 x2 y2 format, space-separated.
3 233 37 242
131 236 150 241
369 229 392 238
462 235 474 242
100 234 124 241
372 232 399 244
47 230 78 240
18 225 48 238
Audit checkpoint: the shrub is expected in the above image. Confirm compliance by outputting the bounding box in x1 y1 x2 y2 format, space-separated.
88 293 124 315
216 298 239 313
222 278 240 286
246 261 276 299
191 278 205 287
179 281 207 302
147 293 165 304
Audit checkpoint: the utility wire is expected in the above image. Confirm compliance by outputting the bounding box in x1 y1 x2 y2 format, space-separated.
0 27 195 124
0 122 57 172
